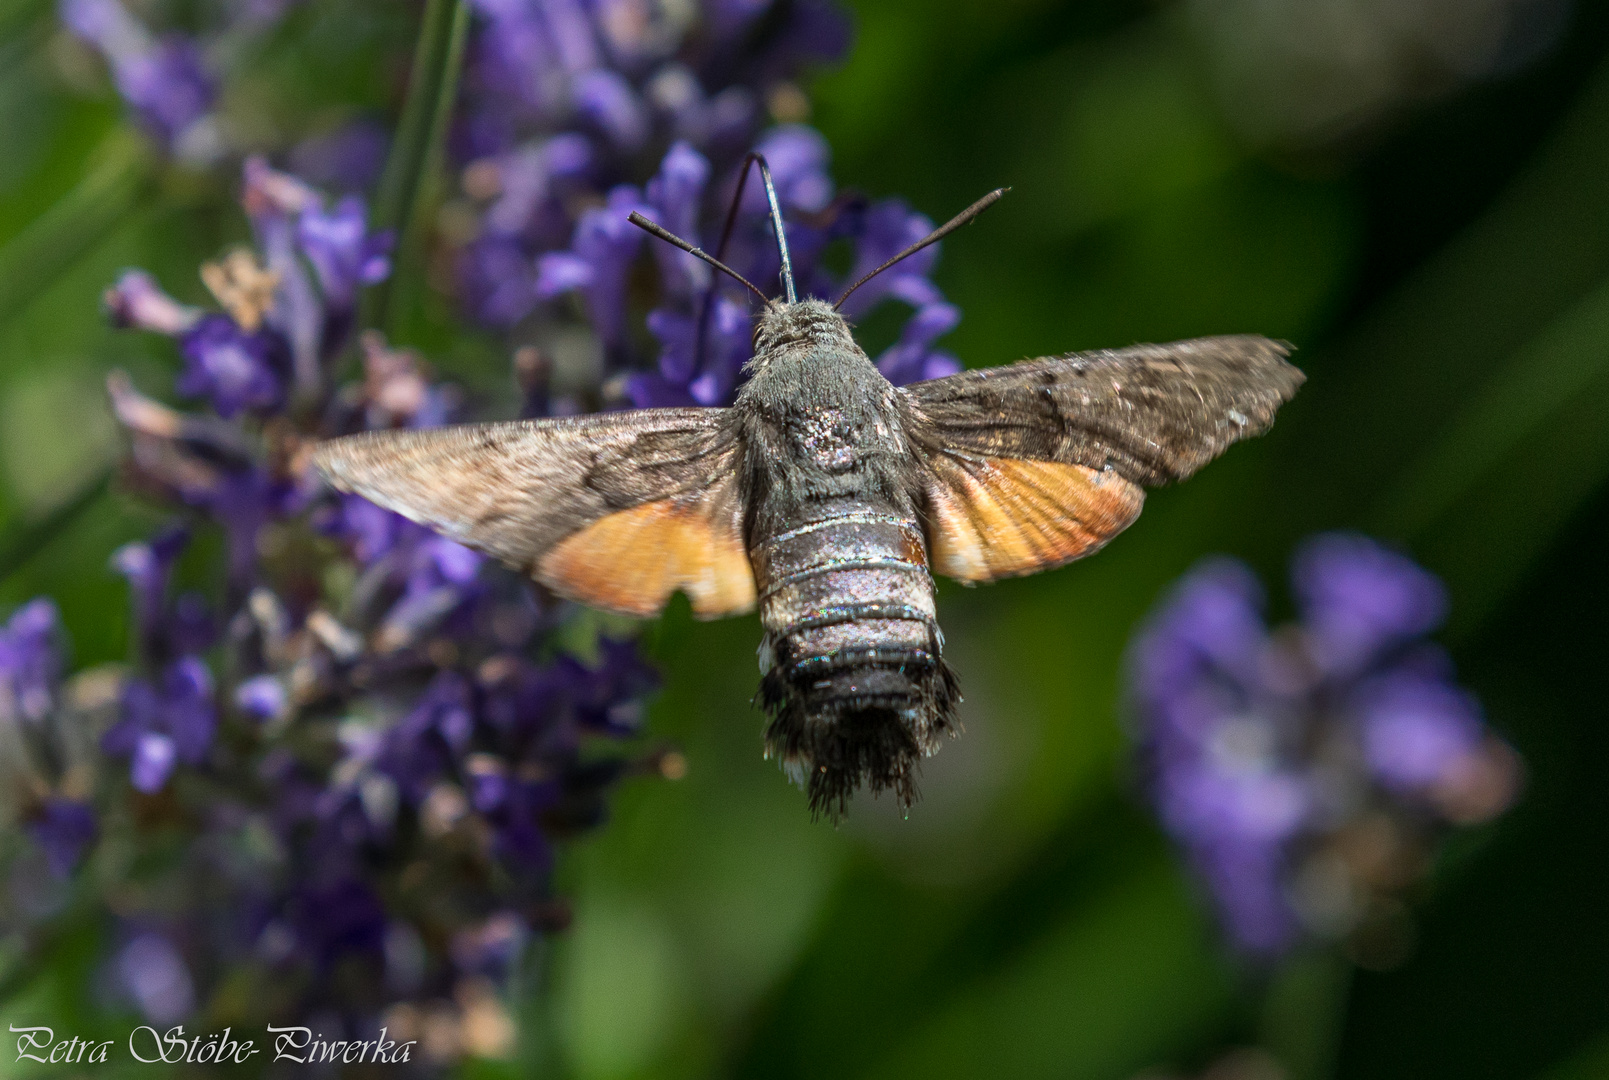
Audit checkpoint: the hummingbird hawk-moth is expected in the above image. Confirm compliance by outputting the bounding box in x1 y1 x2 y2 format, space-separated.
314 161 1303 817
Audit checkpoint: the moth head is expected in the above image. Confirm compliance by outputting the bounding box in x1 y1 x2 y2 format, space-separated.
751 298 854 357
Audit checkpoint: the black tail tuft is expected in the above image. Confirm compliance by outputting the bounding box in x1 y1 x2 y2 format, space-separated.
760 648 961 821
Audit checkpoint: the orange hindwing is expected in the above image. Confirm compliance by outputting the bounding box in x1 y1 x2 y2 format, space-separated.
924 455 1144 582
537 488 756 618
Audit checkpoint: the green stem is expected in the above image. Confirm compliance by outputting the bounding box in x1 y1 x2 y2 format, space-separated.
0 127 152 327
1259 950 1353 1080
0 467 112 584
364 0 470 334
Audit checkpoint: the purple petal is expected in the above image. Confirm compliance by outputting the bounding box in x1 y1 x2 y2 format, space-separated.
1292 533 1447 674
875 301 960 384
1 598 63 723
1355 668 1483 791
289 121 390 193
115 38 215 147
27 798 96 878
298 196 392 308
177 314 287 417
424 538 483 585
162 656 216 762
534 252 594 298
118 934 194 1024
646 141 712 295
573 68 647 151
235 674 288 721
131 732 178 792
103 270 200 335
1130 558 1268 704
462 234 543 326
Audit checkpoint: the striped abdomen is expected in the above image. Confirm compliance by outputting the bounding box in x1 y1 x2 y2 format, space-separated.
751 504 960 816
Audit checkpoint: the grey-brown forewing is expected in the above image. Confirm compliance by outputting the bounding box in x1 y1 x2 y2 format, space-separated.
904 335 1303 582
312 409 756 619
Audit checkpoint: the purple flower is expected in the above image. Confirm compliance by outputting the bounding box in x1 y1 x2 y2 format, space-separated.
740 0 852 80
111 527 190 660
468 762 558 870
1293 532 1448 676
115 38 215 151
525 126 964 411
536 185 653 350
749 125 833 215
241 156 367 391
235 675 287 722
645 141 713 298
177 314 289 417
571 636 658 735
286 880 388 969
630 292 752 406
290 121 391 193
104 657 217 793
835 198 942 316
1355 667 1483 792
476 136 592 240
27 798 97 878
574 69 648 152
108 158 391 418
117 934 195 1024
1129 559 1267 704
0 599 63 724
449 0 883 386
40 2 868 1037
297 197 394 309
60 0 216 155
875 299 962 384
1128 535 1517 960
388 673 476 793
462 233 547 327
322 493 409 565
103 271 200 334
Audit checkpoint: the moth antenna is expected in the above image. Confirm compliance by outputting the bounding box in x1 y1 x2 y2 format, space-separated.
833 187 1009 310
628 212 770 305
693 151 764 370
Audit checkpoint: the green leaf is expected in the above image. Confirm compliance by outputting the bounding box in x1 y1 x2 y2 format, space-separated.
1373 276 1609 634
858 852 1230 1080
0 126 152 328
0 0 52 45
0 465 110 585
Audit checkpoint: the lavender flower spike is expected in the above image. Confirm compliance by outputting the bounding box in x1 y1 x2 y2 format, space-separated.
60 0 218 160
1128 535 1520 965
0 599 64 724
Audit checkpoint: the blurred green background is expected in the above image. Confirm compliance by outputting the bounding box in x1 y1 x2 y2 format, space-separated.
4 0 1609 1077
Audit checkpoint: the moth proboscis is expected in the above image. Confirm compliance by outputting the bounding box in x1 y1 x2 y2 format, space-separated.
314 160 1304 819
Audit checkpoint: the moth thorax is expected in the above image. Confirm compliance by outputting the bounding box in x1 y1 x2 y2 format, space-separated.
752 298 854 355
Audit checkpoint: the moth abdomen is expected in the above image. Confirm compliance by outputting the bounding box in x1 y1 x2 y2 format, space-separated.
751 510 959 818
